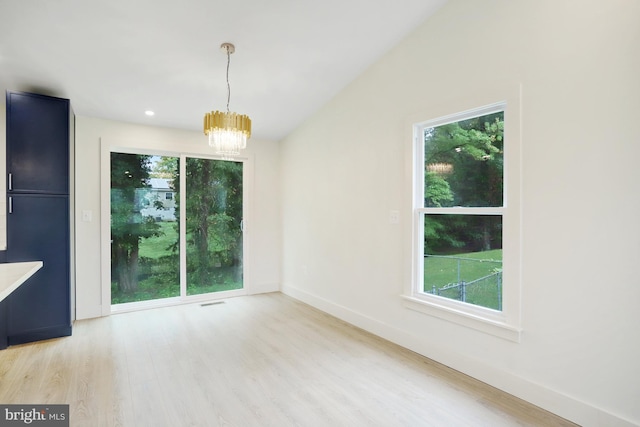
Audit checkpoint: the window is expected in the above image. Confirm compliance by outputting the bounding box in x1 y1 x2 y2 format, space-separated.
422 108 504 310
105 149 247 313
406 101 521 341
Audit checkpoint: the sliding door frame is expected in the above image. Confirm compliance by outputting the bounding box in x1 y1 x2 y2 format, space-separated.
100 138 253 316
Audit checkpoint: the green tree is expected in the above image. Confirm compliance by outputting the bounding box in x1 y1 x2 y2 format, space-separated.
424 113 504 253
153 156 179 179
111 153 162 293
425 171 453 207
185 158 243 288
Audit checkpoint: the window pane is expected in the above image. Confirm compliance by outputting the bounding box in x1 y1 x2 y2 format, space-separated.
185 158 243 295
423 214 502 310
424 111 503 207
111 153 180 304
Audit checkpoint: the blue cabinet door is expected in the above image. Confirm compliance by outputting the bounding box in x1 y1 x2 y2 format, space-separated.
6 194 71 344
6 91 70 195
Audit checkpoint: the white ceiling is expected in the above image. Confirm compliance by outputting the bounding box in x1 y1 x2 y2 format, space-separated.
0 0 446 141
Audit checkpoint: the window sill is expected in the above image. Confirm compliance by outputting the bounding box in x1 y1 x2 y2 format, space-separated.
401 295 521 342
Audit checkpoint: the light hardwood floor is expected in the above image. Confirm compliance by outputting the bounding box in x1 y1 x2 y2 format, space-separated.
0 292 576 427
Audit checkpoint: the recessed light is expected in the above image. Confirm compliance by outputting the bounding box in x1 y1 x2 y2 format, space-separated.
145 110 155 116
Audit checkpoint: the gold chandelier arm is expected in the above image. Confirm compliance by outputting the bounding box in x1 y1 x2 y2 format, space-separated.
204 111 252 138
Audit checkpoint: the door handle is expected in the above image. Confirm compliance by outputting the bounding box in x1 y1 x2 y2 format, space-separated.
8 173 12 191
8 197 13 214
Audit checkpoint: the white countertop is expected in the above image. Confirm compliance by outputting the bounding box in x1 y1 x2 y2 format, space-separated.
0 261 43 303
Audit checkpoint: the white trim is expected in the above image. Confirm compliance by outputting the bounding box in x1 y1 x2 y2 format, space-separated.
179 154 187 298
100 138 110 316
417 207 504 215
282 284 635 427
406 86 522 339
401 295 521 342
109 288 246 315
414 102 506 130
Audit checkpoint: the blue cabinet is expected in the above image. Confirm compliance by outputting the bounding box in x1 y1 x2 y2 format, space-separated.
4 91 72 346
6 195 71 343
6 92 70 194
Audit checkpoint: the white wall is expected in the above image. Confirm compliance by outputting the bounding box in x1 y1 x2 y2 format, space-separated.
280 1 640 426
75 116 281 319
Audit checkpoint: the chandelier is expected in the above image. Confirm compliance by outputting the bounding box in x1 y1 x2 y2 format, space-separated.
203 43 252 157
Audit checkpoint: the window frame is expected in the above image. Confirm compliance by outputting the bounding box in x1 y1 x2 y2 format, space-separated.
404 99 522 342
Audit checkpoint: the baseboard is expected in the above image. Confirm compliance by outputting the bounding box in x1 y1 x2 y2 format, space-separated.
281 284 637 427
76 303 103 320
248 281 279 295
7 324 72 346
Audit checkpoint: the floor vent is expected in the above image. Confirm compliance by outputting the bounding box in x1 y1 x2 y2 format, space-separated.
201 301 226 307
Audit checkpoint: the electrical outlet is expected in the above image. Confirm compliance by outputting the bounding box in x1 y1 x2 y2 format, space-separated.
389 210 400 224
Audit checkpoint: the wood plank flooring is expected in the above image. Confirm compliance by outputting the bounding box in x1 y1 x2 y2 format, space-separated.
0 292 576 426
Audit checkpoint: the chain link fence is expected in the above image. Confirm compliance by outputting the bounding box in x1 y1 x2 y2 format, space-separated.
425 254 502 310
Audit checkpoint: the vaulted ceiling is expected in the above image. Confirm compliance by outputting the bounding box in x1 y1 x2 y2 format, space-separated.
0 0 446 141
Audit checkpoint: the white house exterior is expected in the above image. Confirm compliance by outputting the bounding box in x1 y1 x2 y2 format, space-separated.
139 178 176 221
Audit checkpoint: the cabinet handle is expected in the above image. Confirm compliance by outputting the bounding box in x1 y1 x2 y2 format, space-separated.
8 197 13 214
8 173 12 191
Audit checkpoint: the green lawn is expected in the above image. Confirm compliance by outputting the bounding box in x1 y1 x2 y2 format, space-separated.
113 221 241 304
111 277 179 304
424 249 502 310
139 221 178 259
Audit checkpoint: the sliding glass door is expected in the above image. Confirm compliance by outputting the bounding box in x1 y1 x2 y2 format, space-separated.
110 152 244 306
185 157 243 295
